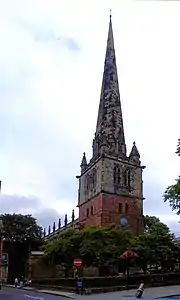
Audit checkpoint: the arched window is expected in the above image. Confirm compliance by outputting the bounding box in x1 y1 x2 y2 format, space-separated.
113 165 117 183
91 206 93 215
125 203 128 214
117 168 121 184
85 175 88 191
127 169 131 187
124 169 127 186
118 203 122 213
87 208 89 217
92 168 97 188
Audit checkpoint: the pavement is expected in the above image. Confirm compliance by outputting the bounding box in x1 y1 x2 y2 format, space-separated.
73 285 180 300
2 284 180 300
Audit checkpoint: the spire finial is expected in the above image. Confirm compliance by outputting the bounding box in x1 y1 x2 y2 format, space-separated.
110 9 112 19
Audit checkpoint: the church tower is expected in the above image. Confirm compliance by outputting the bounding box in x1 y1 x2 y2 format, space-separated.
77 15 145 235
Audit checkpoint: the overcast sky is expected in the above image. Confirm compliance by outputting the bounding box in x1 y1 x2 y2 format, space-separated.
0 0 180 235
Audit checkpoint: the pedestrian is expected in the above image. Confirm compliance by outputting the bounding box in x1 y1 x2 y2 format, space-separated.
135 280 144 298
19 277 24 289
28 279 32 286
14 277 18 288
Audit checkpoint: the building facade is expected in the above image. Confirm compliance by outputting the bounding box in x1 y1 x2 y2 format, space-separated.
76 15 145 235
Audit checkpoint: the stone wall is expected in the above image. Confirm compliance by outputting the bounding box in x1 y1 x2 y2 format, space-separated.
29 253 56 279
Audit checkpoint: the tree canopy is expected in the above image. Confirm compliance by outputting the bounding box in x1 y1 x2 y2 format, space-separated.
0 213 43 281
130 216 176 272
164 139 180 214
1 213 42 244
44 216 178 276
44 225 131 270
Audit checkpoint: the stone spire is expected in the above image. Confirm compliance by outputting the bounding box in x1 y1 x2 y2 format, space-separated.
53 221 56 233
92 14 126 159
71 209 75 223
129 141 140 165
80 152 87 173
64 214 68 227
58 218 61 229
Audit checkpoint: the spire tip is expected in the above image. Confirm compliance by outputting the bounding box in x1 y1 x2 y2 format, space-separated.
110 9 112 19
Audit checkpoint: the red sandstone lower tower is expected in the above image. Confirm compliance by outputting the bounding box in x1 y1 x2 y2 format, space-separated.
77 15 145 235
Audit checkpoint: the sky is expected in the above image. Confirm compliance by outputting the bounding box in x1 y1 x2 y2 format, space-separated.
0 0 180 235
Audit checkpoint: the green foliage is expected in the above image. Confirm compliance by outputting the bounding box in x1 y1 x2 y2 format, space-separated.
0 213 43 281
144 215 173 237
130 216 176 272
44 226 131 269
44 216 178 275
176 138 180 156
164 177 180 214
1 213 43 244
164 138 180 214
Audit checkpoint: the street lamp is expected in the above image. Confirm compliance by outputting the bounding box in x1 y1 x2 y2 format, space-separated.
0 219 3 290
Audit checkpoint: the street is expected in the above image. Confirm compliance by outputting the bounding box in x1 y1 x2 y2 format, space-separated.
0 287 68 300
1 285 180 300
0 288 135 300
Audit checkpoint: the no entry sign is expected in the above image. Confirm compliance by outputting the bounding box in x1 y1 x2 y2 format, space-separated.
74 258 82 267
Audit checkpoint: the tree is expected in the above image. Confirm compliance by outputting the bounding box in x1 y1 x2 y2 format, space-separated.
144 215 173 237
44 217 178 276
130 216 175 272
164 139 180 214
1 214 43 281
1 214 42 243
44 225 132 276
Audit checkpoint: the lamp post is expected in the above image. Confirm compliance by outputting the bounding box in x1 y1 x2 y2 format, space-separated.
120 249 138 290
0 219 3 290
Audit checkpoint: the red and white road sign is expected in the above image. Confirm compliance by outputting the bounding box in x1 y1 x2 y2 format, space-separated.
73 258 82 267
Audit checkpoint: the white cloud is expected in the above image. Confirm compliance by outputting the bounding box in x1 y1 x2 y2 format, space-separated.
0 0 180 233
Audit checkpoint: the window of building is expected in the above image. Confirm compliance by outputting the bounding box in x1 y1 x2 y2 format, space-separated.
86 208 89 218
91 206 93 215
117 168 121 184
118 203 122 213
114 164 122 185
125 203 128 214
113 165 117 183
124 169 127 186
127 170 131 187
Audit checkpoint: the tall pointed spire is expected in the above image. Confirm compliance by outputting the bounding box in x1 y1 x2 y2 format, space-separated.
80 152 87 173
129 141 140 165
92 14 126 159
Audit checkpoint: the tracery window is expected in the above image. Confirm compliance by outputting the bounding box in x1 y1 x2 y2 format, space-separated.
113 163 122 185
85 168 97 192
113 165 117 183
124 169 127 186
117 168 121 184
127 169 131 188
